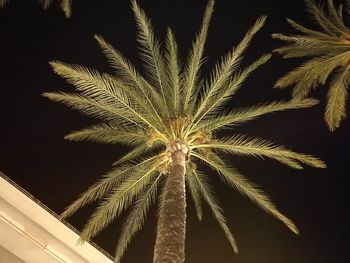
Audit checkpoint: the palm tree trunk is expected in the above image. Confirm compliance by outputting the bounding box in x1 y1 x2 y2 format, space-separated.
153 148 186 263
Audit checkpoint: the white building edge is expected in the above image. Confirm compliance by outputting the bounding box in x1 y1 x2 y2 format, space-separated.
0 172 114 263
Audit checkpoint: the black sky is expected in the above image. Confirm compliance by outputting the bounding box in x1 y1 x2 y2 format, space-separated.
1 0 350 262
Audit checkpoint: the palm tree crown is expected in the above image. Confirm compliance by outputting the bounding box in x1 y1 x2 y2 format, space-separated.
44 0 325 261
273 0 350 131
0 0 72 18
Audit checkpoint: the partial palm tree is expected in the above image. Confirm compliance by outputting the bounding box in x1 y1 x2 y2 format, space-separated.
44 0 325 262
0 0 72 18
273 0 350 131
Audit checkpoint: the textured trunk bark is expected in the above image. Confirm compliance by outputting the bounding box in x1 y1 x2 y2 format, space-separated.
153 149 186 263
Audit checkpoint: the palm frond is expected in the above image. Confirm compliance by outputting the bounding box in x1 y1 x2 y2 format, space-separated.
60 155 159 219
325 64 350 131
192 152 299 234
131 0 171 120
93 35 165 124
189 16 267 132
114 174 162 262
182 0 214 113
60 0 72 18
49 61 168 141
190 53 271 130
40 0 53 10
193 135 326 169
186 169 203 221
164 28 181 113
305 0 348 36
42 92 142 127
65 123 146 146
192 170 238 253
80 161 162 241
274 52 350 98
191 98 318 132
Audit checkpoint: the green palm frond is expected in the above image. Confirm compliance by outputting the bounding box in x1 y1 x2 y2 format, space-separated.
182 0 214 113
273 0 350 131
189 16 267 134
193 152 299 234
325 64 350 130
131 0 170 121
60 154 163 220
192 98 319 132
1 0 72 17
193 135 326 169
164 28 181 114
80 160 163 241
60 0 72 18
40 0 53 10
93 35 165 124
186 168 203 221
44 1 326 261
192 169 238 253
65 123 147 146
114 174 162 262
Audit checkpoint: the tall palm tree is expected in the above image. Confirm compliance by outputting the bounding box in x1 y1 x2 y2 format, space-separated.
273 0 350 131
0 0 72 18
44 0 325 262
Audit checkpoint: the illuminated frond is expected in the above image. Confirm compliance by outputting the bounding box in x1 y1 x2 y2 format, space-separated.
186 169 203 221
192 98 318 132
165 28 181 113
94 35 165 122
60 155 161 219
325 65 350 131
182 0 214 112
192 170 238 253
60 0 72 18
190 53 271 130
193 135 326 169
80 161 163 241
49 61 167 141
65 123 146 146
131 0 170 119
274 0 350 131
192 152 299 234
40 0 53 9
42 92 142 127
189 16 267 132
115 174 162 262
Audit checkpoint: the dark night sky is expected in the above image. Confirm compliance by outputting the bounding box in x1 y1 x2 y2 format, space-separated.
1 0 350 262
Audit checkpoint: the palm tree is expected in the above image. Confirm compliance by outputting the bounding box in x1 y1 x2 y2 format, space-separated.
44 0 325 262
272 0 350 131
0 0 72 18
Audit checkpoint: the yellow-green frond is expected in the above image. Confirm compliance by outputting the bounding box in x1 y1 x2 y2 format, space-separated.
165 28 181 113
189 16 267 133
193 135 326 169
131 0 170 120
80 162 162 241
192 170 238 254
64 123 146 146
325 65 350 131
114 174 162 262
60 0 72 18
186 168 203 221
182 0 214 113
193 152 299 234
40 0 53 9
191 98 318 132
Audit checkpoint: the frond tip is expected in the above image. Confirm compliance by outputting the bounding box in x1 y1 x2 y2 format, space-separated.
273 0 350 131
